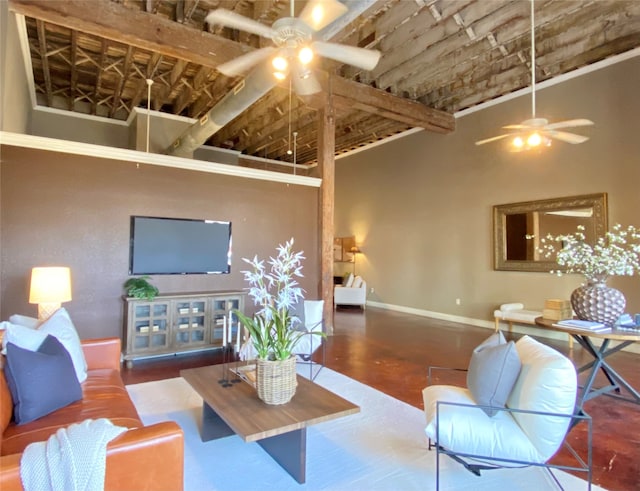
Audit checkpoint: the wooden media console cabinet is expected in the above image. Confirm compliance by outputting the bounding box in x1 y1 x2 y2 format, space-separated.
123 291 245 367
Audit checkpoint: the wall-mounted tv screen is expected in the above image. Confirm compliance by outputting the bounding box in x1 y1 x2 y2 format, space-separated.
129 216 232 275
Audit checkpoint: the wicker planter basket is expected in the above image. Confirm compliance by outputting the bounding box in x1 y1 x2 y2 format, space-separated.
256 356 297 405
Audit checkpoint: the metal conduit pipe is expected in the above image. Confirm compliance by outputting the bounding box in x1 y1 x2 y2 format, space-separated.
167 62 277 157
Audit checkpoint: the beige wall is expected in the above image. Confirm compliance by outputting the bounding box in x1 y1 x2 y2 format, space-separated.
0 146 320 339
30 109 130 149
336 56 640 323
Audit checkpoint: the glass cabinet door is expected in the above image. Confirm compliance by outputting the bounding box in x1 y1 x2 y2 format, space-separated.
132 302 169 351
173 299 207 347
210 296 242 347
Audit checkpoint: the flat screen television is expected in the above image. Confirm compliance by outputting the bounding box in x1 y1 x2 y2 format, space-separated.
129 216 232 275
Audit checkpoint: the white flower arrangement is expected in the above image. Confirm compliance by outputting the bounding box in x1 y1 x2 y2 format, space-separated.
538 224 640 279
235 238 308 360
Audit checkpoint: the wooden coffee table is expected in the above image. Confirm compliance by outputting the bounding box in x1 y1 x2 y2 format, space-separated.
181 364 359 483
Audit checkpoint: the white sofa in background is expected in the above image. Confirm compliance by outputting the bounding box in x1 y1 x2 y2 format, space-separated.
334 275 367 309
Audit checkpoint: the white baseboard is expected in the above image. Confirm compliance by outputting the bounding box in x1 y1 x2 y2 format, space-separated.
366 300 640 355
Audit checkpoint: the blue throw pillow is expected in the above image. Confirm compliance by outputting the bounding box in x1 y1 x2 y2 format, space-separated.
4 335 82 425
466 332 522 417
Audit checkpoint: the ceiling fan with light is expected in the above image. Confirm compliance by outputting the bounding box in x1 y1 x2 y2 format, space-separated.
475 0 594 150
205 0 381 95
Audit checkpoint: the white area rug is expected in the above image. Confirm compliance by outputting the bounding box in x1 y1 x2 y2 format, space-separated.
126 368 600 491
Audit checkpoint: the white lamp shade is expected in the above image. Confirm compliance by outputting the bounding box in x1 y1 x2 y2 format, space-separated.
29 267 72 304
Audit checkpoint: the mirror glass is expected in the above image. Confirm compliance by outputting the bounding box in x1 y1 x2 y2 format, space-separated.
494 193 608 272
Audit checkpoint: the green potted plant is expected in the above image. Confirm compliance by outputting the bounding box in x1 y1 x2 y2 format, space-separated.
235 238 322 404
123 275 159 301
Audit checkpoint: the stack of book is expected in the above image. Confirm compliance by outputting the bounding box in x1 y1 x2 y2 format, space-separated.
554 319 611 333
542 299 572 321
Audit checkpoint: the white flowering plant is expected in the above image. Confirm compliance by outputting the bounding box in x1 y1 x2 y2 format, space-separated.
538 224 640 280
235 238 314 361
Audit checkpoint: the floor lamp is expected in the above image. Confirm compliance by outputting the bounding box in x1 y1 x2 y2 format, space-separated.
350 246 361 275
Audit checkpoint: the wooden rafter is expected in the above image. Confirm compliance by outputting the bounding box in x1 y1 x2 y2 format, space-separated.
92 38 107 115
35 19 53 106
301 72 454 133
110 45 134 118
69 30 78 111
8 0 250 69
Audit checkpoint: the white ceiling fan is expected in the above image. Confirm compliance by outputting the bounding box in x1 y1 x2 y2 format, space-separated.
205 0 381 95
475 0 594 150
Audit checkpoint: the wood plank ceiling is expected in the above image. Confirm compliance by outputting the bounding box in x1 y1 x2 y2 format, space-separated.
9 0 640 167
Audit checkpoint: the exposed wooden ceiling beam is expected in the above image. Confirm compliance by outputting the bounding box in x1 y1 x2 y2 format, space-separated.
8 0 249 68
300 72 455 134
12 0 454 139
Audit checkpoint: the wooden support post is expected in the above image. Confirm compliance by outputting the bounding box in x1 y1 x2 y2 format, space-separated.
316 95 335 334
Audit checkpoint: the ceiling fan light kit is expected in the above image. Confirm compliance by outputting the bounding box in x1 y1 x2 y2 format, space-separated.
475 0 594 151
206 0 380 95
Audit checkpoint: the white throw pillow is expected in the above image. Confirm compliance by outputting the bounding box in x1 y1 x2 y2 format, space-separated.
38 308 88 383
2 322 48 354
352 276 363 289
344 273 355 288
9 314 41 329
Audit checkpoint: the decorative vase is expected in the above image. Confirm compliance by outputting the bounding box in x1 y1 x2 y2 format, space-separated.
256 356 297 405
570 275 626 326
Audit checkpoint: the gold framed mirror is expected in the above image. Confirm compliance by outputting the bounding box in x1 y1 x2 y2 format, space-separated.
493 193 608 272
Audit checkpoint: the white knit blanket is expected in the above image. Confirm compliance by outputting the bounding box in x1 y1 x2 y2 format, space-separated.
20 418 127 491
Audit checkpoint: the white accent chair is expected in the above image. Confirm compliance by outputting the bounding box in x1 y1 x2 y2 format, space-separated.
422 335 592 490
334 276 367 309
292 300 325 380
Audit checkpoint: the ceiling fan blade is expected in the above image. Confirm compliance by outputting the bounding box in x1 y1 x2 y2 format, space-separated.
544 130 590 144
502 124 533 130
206 9 277 39
544 119 594 130
216 47 276 77
312 41 381 70
292 68 321 95
475 134 513 146
299 0 348 31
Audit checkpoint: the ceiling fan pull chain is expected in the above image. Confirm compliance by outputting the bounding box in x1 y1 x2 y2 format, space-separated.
287 77 293 156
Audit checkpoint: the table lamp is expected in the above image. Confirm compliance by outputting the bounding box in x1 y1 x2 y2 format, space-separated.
29 267 72 320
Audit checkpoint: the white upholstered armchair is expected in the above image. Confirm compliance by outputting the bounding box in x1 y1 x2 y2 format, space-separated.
292 300 325 380
334 275 367 309
422 334 592 490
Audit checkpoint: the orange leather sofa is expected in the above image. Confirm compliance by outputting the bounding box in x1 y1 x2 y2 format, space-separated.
0 338 184 491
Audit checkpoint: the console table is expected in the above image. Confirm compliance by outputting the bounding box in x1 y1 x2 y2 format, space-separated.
535 316 640 414
123 291 245 367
